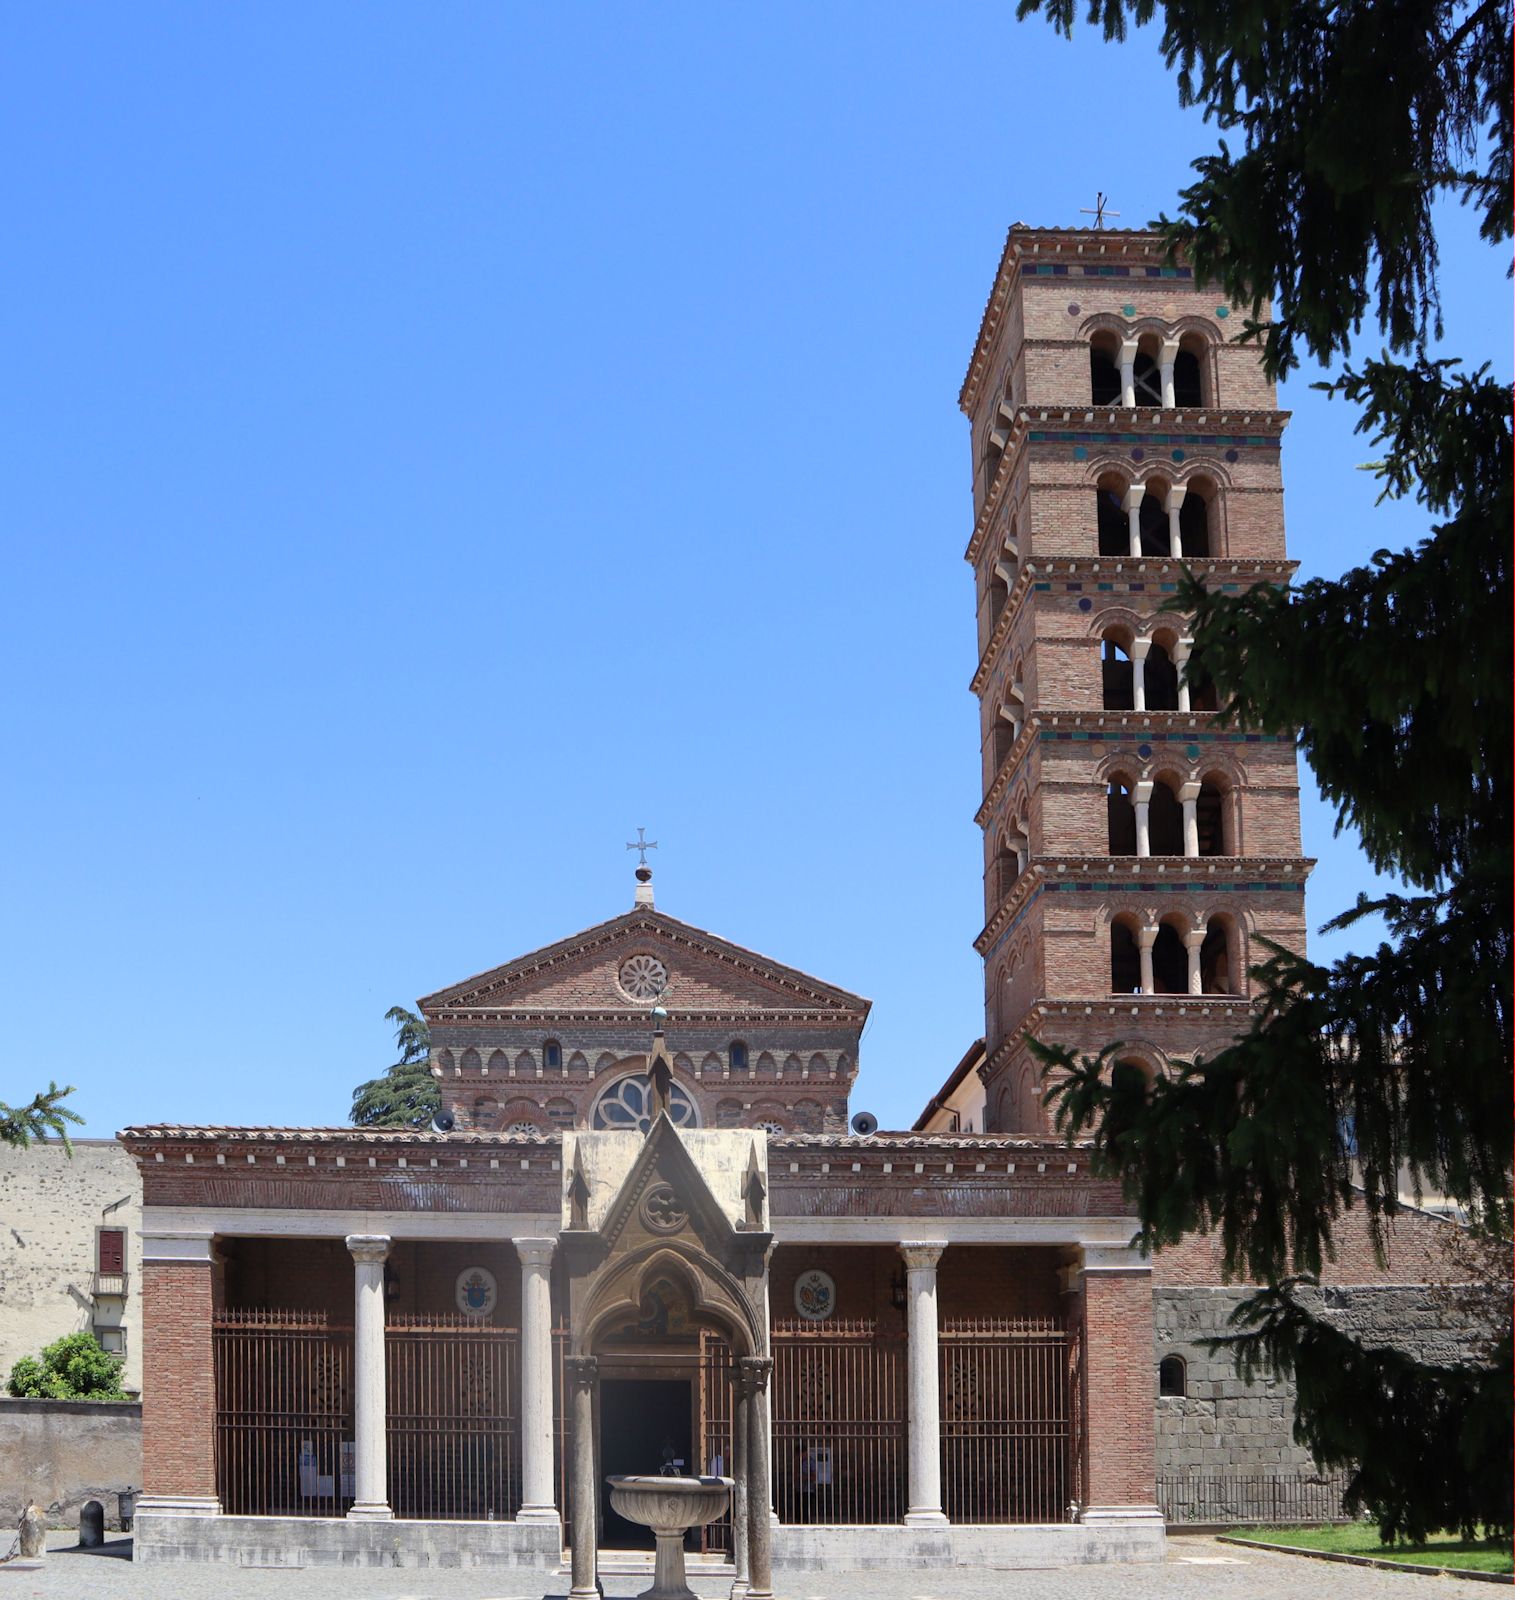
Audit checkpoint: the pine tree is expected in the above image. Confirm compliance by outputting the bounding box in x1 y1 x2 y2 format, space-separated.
1019 0 1513 1542
0 1081 82 1151
349 1006 440 1130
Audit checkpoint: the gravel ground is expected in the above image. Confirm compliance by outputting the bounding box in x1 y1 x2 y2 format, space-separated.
0 1533 1489 1600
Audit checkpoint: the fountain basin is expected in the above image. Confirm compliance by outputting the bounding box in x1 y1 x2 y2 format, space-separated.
606 1475 734 1600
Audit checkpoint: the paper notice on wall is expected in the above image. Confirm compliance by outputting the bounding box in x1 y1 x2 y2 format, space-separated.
340 1441 355 1500
298 1441 319 1498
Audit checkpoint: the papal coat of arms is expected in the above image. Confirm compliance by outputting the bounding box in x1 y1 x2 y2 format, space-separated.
455 1267 498 1318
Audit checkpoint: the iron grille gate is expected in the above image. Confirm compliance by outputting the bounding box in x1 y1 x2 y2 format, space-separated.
214 1309 354 1517
940 1317 1071 1524
385 1313 522 1520
772 1318 908 1526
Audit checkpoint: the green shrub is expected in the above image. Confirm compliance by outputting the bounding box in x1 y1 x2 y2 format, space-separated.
6 1332 129 1400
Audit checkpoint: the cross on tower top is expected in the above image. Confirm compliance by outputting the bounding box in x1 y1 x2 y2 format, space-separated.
626 827 658 866
1080 192 1120 229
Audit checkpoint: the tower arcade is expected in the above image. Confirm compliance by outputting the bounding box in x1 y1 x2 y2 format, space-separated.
959 227 1310 1130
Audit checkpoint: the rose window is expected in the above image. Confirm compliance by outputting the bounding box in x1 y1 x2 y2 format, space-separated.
618 954 669 1001
591 1073 698 1133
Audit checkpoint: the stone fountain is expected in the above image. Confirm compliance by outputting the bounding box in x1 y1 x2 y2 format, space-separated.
605 1474 735 1600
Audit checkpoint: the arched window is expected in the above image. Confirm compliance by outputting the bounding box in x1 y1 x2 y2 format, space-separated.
1174 335 1207 406
1090 333 1122 405
592 1073 700 1132
1133 346 1163 407
1179 492 1210 558
1107 777 1138 856
1097 482 1129 555
543 1039 563 1071
987 571 1009 633
729 1040 749 1072
1144 642 1180 711
1151 924 1188 994
982 436 1004 501
1101 635 1134 710
1110 919 1141 994
1200 921 1234 995
1197 782 1227 856
990 713 1016 773
1148 780 1184 855
993 840 1021 902
1159 1355 1187 1397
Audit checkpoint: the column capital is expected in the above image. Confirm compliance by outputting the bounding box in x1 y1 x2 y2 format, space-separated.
564 1354 599 1390
512 1236 557 1269
1121 481 1144 512
737 1355 773 1395
345 1234 392 1263
1182 927 1207 950
1131 779 1155 804
1177 779 1202 803
1163 481 1188 509
898 1241 946 1272
1136 923 1160 949
1172 635 1194 661
1128 636 1151 661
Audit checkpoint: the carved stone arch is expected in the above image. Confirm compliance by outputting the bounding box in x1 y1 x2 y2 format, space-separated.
756 1050 777 1076
435 1049 455 1075
499 1097 545 1131
595 1052 618 1078
1107 1039 1171 1083
566 1051 588 1073
1077 310 1131 342
1094 747 1148 785
1085 455 1137 488
1157 905 1201 938
574 1242 762 1361
1167 312 1222 344
460 1047 481 1073
486 1048 508 1075
673 1052 695 1075
702 1051 723 1076
782 1053 802 1077
1193 749 1248 789
836 1053 853 1077
1172 457 1234 491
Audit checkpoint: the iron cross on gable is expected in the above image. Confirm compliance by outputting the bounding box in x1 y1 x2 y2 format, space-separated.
626 827 658 866
1080 192 1120 229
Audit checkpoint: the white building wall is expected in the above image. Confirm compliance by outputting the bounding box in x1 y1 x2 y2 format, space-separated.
0 1139 143 1394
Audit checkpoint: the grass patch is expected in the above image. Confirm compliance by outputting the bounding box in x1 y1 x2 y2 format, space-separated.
1236 1524 1514 1575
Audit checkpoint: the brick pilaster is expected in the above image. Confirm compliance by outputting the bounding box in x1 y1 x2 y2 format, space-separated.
1077 1255 1159 1517
139 1237 220 1511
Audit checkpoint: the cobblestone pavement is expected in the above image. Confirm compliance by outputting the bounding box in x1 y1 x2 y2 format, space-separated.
0 1534 1491 1600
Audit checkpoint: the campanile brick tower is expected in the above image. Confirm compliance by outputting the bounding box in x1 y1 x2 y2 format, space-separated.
960 226 1310 1132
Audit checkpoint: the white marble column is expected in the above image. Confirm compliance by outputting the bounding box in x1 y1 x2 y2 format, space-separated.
1130 639 1150 711
1185 928 1206 995
1179 780 1202 858
1122 482 1143 557
1165 483 1187 557
1132 780 1154 858
740 1357 776 1600
1118 340 1138 409
1137 926 1158 995
513 1238 559 1524
1159 338 1180 408
345 1234 392 1520
900 1242 948 1526
1173 638 1194 712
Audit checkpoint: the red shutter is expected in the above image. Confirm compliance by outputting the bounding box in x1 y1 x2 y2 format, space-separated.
98 1229 125 1275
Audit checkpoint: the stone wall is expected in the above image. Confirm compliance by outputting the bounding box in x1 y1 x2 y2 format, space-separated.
1154 1280 1490 1520
0 1398 141 1529
0 1139 142 1394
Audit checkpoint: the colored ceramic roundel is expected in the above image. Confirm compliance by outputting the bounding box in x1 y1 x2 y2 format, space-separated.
1067 302 1081 315
1215 305 1231 319
1225 449 1240 463
793 1269 837 1322
1186 745 1202 761
1121 303 1137 317
1078 598 1093 612
456 1267 498 1319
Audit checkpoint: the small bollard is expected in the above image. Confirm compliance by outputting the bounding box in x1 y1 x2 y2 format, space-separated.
117 1489 136 1533
79 1500 105 1549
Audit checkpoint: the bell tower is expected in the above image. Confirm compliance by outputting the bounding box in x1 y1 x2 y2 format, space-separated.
959 225 1310 1132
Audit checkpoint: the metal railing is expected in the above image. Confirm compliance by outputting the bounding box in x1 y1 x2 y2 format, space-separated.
385 1313 521 1521
771 1318 908 1526
1159 1471 1353 1525
213 1308 354 1517
940 1317 1071 1525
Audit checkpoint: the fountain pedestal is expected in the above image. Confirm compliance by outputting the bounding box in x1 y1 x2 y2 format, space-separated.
606 1475 735 1600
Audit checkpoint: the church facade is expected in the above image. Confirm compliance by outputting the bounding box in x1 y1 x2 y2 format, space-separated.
120 225 1448 1583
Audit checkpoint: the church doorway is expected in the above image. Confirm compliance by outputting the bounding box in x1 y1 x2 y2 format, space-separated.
598 1377 693 1549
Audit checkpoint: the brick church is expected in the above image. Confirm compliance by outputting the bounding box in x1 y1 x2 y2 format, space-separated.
121 225 1454 1587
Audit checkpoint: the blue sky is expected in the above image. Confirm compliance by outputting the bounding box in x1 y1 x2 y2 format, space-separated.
4 6 1507 1137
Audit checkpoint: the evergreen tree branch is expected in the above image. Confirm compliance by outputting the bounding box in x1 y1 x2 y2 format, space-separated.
0 1082 83 1152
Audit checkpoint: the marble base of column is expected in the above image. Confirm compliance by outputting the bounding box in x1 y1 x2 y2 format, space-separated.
903 1508 949 1526
346 1501 394 1522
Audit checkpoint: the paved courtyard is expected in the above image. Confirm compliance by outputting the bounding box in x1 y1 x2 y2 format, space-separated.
0 1534 1489 1599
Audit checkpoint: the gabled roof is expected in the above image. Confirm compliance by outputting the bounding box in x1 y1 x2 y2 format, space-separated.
418 907 871 1023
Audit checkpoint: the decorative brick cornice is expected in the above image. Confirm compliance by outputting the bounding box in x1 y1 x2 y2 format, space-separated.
964 409 1290 566
970 556 1296 692
961 226 1195 415
974 855 1314 957
974 710 1296 827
